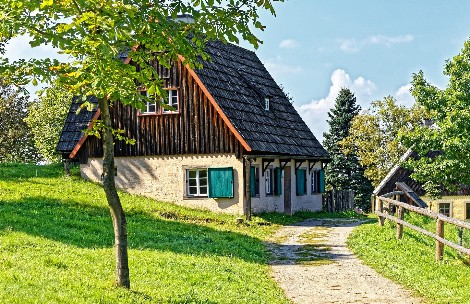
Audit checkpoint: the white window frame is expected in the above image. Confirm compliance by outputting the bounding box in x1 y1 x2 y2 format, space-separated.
162 89 179 113
265 167 273 195
186 168 208 197
264 97 270 111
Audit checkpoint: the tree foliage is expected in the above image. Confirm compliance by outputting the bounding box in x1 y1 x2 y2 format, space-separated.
400 39 470 197
323 88 373 210
0 0 279 288
0 82 38 163
341 96 425 187
25 84 72 163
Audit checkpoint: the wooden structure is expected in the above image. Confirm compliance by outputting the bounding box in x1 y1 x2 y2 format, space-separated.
56 40 331 216
375 193 470 261
323 189 354 212
373 149 470 220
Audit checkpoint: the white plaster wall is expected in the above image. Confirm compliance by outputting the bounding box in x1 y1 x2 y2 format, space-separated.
249 159 323 214
290 162 323 213
250 158 284 213
81 154 244 214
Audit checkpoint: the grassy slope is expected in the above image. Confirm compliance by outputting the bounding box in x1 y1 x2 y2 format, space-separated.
348 214 470 304
0 163 299 304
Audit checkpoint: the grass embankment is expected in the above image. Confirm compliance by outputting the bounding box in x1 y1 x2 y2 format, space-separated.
348 213 470 304
0 163 293 303
0 163 360 303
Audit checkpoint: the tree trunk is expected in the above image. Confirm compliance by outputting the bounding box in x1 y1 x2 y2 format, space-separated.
98 98 130 289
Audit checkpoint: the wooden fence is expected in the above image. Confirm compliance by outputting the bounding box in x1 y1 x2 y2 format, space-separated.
323 189 354 212
375 192 470 260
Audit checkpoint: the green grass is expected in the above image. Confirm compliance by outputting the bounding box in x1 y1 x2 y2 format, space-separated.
0 163 297 304
348 213 470 304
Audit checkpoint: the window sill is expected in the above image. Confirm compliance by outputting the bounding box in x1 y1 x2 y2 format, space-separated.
184 196 209 200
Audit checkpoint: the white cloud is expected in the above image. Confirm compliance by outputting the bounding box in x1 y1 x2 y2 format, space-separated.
337 34 414 53
263 55 302 78
279 39 300 49
296 69 376 142
394 84 415 107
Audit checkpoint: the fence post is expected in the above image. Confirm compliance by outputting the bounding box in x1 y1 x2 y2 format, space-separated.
396 206 404 239
371 195 376 214
458 227 463 247
377 198 384 227
435 218 444 261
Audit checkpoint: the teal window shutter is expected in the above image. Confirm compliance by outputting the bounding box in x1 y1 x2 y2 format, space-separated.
208 167 234 198
274 167 282 195
319 169 325 193
296 169 306 196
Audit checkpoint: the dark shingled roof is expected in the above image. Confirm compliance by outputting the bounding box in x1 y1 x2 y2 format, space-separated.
56 96 98 153
57 41 329 159
196 40 328 158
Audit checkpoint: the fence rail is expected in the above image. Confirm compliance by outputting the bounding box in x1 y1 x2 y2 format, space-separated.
375 195 470 260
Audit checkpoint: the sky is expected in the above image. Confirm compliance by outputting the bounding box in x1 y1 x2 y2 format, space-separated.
239 0 470 141
5 0 470 142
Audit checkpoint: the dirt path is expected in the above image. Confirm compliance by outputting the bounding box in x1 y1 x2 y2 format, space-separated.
268 219 423 304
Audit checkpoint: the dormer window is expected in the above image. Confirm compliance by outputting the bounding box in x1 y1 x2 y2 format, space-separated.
264 97 270 111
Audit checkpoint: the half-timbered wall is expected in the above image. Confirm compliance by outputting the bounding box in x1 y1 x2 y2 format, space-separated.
83 59 244 160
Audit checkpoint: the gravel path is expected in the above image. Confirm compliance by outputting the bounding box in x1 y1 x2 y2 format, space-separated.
268 219 423 304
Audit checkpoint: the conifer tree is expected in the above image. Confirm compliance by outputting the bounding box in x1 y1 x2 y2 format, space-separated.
323 88 373 210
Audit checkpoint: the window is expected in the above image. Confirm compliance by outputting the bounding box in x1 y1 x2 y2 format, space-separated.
296 168 307 196
250 166 260 197
438 202 451 217
264 97 270 111
208 167 234 198
265 168 273 195
311 169 325 194
162 89 179 113
140 89 179 115
466 203 470 220
187 169 208 197
140 91 157 114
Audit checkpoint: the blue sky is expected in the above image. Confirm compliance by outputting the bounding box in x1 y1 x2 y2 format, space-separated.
239 0 470 141
5 0 470 141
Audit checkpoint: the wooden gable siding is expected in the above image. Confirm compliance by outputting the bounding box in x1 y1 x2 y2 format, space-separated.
81 60 244 160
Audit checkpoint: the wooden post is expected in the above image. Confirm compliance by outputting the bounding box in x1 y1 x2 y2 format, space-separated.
396 206 404 239
64 159 70 177
435 219 444 261
458 227 463 247
371 194 376 214
378 198 384 227
243 157 252 221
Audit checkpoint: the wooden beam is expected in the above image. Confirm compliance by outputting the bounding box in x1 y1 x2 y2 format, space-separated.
178 55 252 153
279 159 290 171
295 160 304 174
262 158 274 177
69 108 101 159
308 160 317 175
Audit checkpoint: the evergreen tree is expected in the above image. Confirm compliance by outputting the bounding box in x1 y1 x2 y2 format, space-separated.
323 88 373 210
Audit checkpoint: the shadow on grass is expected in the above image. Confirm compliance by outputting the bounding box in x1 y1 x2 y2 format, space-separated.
0 197 266 264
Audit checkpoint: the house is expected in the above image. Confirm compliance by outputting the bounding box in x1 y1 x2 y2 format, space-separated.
56 40 330 215
374 149 470 221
